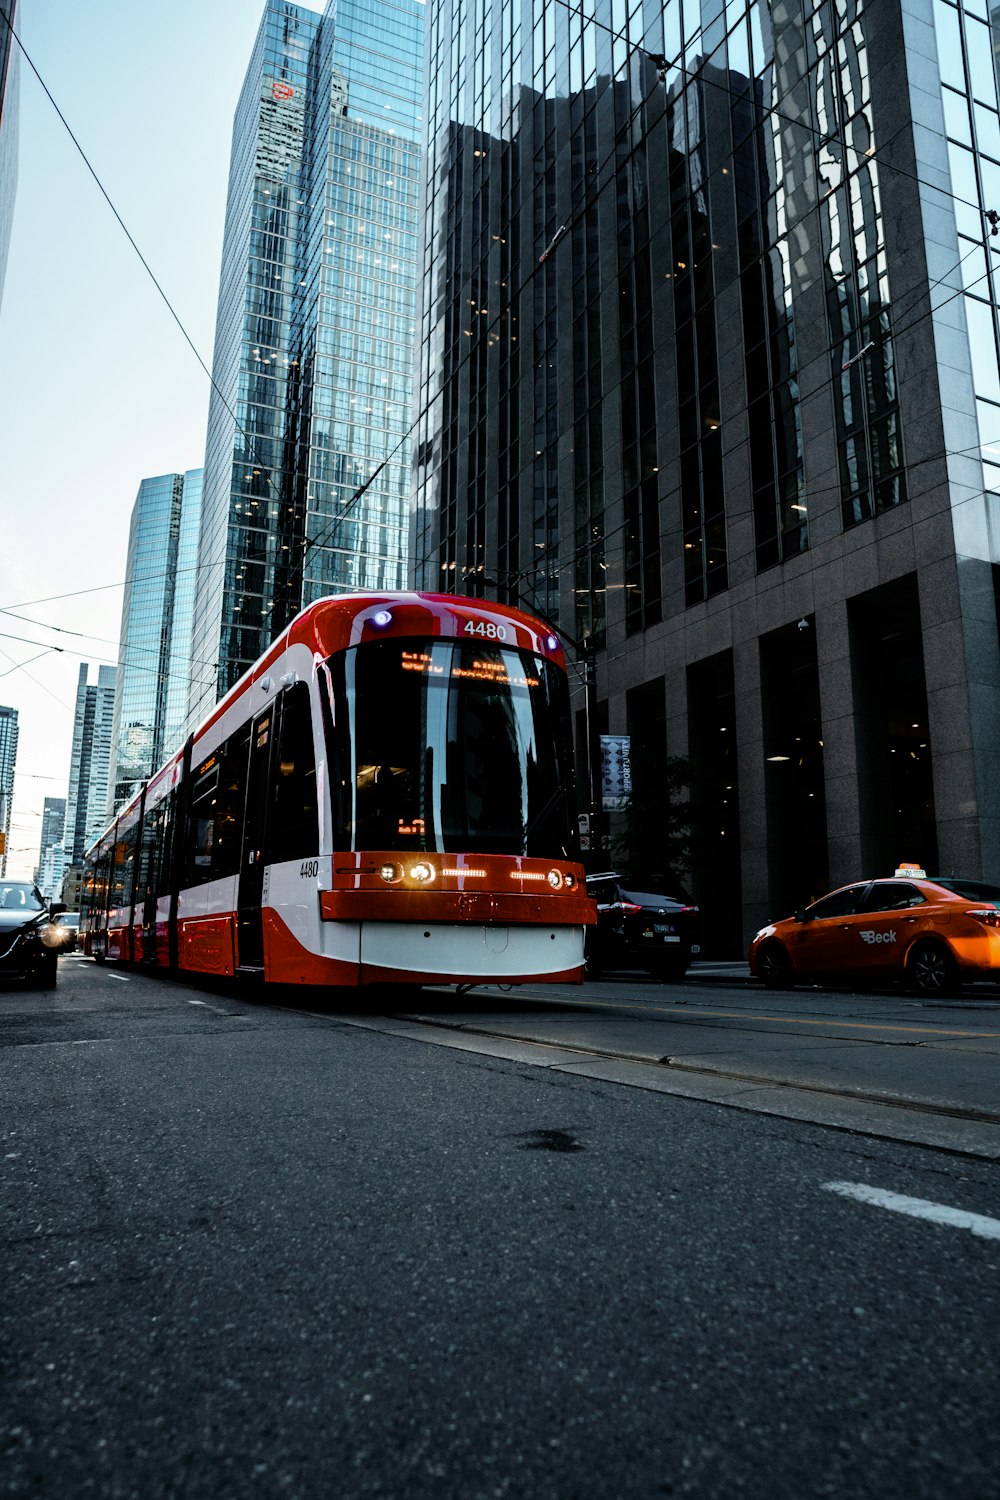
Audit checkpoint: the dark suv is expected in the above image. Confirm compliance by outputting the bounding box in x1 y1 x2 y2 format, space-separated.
585 872 700 981
0 883 63 989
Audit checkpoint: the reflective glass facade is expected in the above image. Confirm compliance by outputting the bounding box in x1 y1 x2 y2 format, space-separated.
65 666 115 864
414 0 1000 947
188 0 424 730
35 796 65 900
109 469 203 816
0 704 17 878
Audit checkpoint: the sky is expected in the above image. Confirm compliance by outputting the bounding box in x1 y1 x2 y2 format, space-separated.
0 0 327 878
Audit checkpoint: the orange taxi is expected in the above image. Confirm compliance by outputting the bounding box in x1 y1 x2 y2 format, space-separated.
748 866 1000 996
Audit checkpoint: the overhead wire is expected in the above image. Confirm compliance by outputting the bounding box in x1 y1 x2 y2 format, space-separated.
4 2 1000 660
0 10 296 609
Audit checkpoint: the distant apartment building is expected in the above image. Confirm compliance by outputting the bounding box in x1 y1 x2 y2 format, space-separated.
0 703 17 876
65 664 115 863
108 469 203 814
34 795 65 900
187 0 423 729
0 0 19 310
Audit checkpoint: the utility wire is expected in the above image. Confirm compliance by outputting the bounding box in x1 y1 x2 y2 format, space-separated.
0 13 292 548
300 0 999 586
5 4 999 653
549 0 992 222
484 420 1000 626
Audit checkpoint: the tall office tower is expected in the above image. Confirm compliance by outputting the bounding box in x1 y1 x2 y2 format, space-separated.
108 469 203 815
0 704 17 876
35 796 66 899
0 0 19 310
65 664 116 864
414 0 1000 952
188 0 424 731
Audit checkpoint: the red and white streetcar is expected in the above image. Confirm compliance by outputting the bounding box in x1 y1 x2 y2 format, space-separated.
80 593 592 990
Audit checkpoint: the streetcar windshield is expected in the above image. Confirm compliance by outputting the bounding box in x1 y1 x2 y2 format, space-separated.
326 637 576 856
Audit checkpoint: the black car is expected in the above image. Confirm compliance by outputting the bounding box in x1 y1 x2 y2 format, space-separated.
585 872 700 981
0 883 63 989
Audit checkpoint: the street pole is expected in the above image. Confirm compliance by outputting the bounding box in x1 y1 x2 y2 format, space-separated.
583 640 603 870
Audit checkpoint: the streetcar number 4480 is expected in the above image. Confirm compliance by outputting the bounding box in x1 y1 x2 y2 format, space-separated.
464 621 507 640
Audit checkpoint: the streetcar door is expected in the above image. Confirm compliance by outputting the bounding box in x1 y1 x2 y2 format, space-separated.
237 707 274 969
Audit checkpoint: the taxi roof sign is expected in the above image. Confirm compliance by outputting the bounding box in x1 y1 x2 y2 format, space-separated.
895 862 926 878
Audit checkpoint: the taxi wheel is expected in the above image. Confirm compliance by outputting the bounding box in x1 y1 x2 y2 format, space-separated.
905 939 957 997
757 942 794 990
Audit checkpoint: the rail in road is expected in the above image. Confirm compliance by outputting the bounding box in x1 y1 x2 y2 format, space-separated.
47 954 1000 1160
337 964 1000 1162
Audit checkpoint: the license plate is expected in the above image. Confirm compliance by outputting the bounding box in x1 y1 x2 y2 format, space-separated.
653 929 680 941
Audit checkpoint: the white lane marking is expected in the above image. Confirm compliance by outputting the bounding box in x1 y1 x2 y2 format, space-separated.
823 1181 1000 1240
188 998 231 1016
107 973 131 983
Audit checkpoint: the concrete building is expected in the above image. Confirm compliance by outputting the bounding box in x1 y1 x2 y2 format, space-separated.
413 0 1000 953
0 703 17 877
188 0 424 730
65 665 115 864
108 469 202 815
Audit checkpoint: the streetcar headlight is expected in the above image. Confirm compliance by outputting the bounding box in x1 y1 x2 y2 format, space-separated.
547 869 563 889
409 862 435 884
563 872 576 890
371 609 393 628
379 862 402 884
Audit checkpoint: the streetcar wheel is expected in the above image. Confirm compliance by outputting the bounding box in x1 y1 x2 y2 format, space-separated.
906 939 957 997
757 942 794 990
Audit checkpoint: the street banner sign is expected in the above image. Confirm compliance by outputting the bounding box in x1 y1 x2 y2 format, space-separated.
600 734 631 810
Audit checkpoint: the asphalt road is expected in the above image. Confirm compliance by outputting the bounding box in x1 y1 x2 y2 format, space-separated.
2 957 999 1498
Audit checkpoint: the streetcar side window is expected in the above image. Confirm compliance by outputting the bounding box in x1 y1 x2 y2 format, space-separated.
110 824 137 911
184 735 248 887
186 758 220 886
270 684 319 862
216 727 249 879
155 790 177 899
137 806 157 907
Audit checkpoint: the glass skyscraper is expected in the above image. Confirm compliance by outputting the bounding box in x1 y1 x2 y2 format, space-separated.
0 703 17 877
35 796 66 900
414 0 1000 952
188 0 424 730
65 665 116 865
108 469 203 815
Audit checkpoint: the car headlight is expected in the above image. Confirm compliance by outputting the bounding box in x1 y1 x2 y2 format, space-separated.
39 923 63 948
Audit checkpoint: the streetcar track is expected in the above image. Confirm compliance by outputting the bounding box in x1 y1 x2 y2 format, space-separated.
417 987 1000 1040
389 1009 1000 1129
